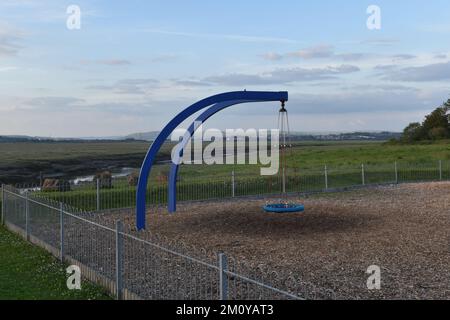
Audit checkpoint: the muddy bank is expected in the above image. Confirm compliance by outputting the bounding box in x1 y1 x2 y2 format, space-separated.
0 153 150 184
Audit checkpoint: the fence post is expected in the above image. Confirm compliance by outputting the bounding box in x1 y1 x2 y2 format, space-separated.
218 253 228 300
115 220 123 300
25 192 30 241
394 162 398 184
361 164 365 186
59 202 64 262
231 170 235 198
439 160 443 181
96 178 100 211
1 184 4 226
324 165 328 190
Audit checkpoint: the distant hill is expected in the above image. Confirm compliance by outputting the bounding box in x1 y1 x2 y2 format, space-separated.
0 135 128 143
0 135 54 143
124 131 160 141
289 131 401 141
0 131 401 143
124 131 401 142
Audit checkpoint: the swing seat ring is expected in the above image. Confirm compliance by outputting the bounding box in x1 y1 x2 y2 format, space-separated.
263 203 305 213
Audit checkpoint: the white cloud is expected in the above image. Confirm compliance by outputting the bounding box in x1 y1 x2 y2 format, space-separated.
141 28 300 44
0 23 23 56
85 78 160 95
383 61 450 82
80 59 132 66
203 64 360 86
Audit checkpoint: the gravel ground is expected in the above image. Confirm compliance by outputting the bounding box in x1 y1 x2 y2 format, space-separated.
100 182 450 299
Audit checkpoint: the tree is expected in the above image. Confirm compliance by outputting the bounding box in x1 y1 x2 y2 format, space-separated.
400 98 450 142
444 98 450 124
402 122 423 142
429 127 448 140
422 106 449 139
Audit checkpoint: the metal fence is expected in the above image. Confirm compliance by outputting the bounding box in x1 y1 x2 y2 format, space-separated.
1 185 336 300
2 161 449 300
9 160 450 212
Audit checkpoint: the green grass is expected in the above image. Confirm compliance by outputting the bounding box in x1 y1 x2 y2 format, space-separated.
1 139 449 184
0 224 111 300
34 161 450 212
154 140 450 180
3 139 450 211
0 141 149 164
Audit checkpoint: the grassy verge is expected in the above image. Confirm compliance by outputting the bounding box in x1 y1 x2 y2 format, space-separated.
0 224 111 300
34 163 449 211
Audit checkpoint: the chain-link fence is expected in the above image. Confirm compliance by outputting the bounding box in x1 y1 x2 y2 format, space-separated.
2 161 447 300
7 161 449 213
2 185 336 300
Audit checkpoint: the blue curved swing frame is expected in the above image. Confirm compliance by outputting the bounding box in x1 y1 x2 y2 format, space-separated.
136 91 288 230
167 99 250 213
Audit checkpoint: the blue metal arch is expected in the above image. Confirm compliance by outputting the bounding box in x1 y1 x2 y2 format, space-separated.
168 100 251 213
136 91 288 230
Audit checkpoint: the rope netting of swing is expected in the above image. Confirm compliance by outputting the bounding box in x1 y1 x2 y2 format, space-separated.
263 101 305 213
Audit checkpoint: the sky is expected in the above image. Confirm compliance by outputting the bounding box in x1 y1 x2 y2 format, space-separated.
0 0 450 137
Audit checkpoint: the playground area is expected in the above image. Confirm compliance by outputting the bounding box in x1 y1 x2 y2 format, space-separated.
2 90 449 300
98 181 450 299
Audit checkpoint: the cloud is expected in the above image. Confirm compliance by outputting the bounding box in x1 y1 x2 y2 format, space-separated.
117 79 158 86
173 79 213 87
391 54 416 61
374 64 397 71
339 84 419 93
360 38 400 46
15 95 179 116
261 52 283 61
203 64 360 86
0 66 17 72
262 44 419 64
80 59 132 66
19 96 85 111
86 78 159 94
287 45 334 59
142 28 299 44
335 53 371 61
99 59 131 66
231 89 440 116
383 61 450 82
288 91 440 115
0 24 23 56
262 45 375 62
151 54 178 63
419 24 450 34
434 54 447 59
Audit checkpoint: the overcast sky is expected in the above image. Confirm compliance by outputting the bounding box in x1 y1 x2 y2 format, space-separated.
1 0 450 137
